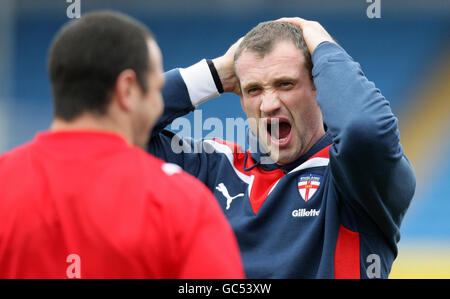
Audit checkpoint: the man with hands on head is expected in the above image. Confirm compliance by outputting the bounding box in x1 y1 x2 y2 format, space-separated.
150 18 415 278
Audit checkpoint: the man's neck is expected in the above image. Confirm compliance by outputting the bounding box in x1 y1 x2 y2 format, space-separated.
50 114 131 144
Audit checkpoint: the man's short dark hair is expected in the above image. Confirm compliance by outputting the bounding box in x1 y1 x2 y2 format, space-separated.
234 21 313 81
48 11 154 121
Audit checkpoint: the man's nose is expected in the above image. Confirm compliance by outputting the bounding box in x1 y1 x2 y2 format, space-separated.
260 91 281 115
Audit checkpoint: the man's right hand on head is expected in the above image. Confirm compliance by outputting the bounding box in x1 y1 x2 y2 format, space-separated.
277 17 336 54
212 37 243 96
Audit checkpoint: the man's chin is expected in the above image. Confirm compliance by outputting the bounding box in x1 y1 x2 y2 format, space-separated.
273 156 293 166
269 148 300 166
255 133 299 165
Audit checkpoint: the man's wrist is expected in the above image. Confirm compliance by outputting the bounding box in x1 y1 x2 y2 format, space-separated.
178 59 220 107
211 56 240 95
206 59 224 94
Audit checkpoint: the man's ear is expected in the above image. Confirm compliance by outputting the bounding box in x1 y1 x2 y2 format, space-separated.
114 69 140 112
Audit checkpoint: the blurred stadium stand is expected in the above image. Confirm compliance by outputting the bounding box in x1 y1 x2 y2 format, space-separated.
0 0 449 278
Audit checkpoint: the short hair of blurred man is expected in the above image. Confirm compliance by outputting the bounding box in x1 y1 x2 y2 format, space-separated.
48 11 164 149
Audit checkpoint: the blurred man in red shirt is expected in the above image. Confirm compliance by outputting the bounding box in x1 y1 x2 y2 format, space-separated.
0 11 244 279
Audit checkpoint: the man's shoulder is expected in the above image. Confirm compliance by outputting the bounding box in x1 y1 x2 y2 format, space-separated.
0 141 35 170
147 160 214 215
158 160 210 196
135 148 211 199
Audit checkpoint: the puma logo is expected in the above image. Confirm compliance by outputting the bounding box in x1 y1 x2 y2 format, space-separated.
215 183 244 210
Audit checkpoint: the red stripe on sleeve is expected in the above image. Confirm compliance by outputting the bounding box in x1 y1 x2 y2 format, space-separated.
334 225 360 279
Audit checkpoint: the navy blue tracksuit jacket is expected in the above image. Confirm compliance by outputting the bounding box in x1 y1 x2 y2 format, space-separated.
148 42 416 278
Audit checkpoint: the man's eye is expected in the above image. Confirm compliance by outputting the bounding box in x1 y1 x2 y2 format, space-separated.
247 88 261 95
280 82 294 88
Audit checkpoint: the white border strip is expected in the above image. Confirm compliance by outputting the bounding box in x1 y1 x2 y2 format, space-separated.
179 59 219 107
288 157 330 174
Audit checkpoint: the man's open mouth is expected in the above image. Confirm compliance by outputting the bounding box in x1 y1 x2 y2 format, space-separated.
265 118 293 146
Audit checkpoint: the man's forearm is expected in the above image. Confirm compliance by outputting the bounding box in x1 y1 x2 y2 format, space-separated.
312 41 415 242
312 41 402 157
153 60 221 134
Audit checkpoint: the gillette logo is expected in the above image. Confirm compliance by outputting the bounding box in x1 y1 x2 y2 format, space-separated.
292 208 320 217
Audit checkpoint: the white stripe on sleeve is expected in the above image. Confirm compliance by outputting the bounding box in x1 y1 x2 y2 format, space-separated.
179 59 220 107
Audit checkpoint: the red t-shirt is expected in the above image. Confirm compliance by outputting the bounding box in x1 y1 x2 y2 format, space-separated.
0 131 244 278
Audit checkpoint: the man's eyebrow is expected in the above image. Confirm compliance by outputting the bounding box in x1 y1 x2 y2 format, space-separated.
272 76 297 84
242 76 298 91
242 82 261 91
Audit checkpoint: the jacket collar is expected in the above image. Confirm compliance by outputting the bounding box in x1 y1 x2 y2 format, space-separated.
245 128 333 173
